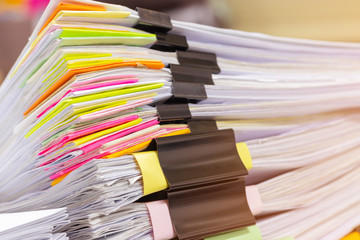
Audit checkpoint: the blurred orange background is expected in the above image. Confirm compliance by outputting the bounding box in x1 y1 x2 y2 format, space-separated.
2 0 360 83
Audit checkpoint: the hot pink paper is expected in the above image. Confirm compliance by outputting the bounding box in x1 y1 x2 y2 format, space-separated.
39 115 139 156
48 119 159 179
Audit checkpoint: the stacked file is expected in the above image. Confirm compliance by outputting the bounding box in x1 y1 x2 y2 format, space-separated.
0 208 69 240
0 0 360 239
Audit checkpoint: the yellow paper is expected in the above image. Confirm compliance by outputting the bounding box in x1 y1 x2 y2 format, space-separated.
341 232 360 240
132 151 169 196
236 142 252 170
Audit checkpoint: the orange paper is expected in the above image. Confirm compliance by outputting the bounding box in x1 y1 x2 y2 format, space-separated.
38 3 106 35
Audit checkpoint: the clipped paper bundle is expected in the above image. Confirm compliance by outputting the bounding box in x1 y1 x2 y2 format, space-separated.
0 0 360 239
0 208 69 240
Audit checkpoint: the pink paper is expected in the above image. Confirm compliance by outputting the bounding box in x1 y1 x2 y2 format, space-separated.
49 153 107 180
38 115 139 156
72 75 137 87
46 118 159 174
72 79 138 92
80 98 153 121
246 185 263 215
102 126 188 155
102 128 167 155
81 119 159 154
146 201 176 240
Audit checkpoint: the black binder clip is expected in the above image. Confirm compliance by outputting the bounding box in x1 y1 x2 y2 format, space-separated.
188 120 218 133
172 82 207 103
135 7 172 33
170 64 214 85
151 32 188 52
176 50 221 74
156 103 192 123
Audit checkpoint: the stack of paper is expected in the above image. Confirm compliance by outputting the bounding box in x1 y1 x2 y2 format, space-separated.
0 0 360 239
258 180 360 240
0 208 69 240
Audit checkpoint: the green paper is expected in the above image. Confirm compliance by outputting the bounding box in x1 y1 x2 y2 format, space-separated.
274 237 295 240
205 225 262 240
26 83 164 137
60 28 155 38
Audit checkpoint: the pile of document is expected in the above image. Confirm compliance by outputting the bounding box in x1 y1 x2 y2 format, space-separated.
0 0 359 239
0 208 69 240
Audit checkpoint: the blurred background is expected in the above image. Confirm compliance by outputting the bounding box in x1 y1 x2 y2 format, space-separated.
2 0 360 83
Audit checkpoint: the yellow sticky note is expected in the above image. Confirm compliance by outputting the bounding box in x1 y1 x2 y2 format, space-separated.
132 151 169 196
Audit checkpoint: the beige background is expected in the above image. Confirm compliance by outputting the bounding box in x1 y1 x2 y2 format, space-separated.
223 0 360 42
